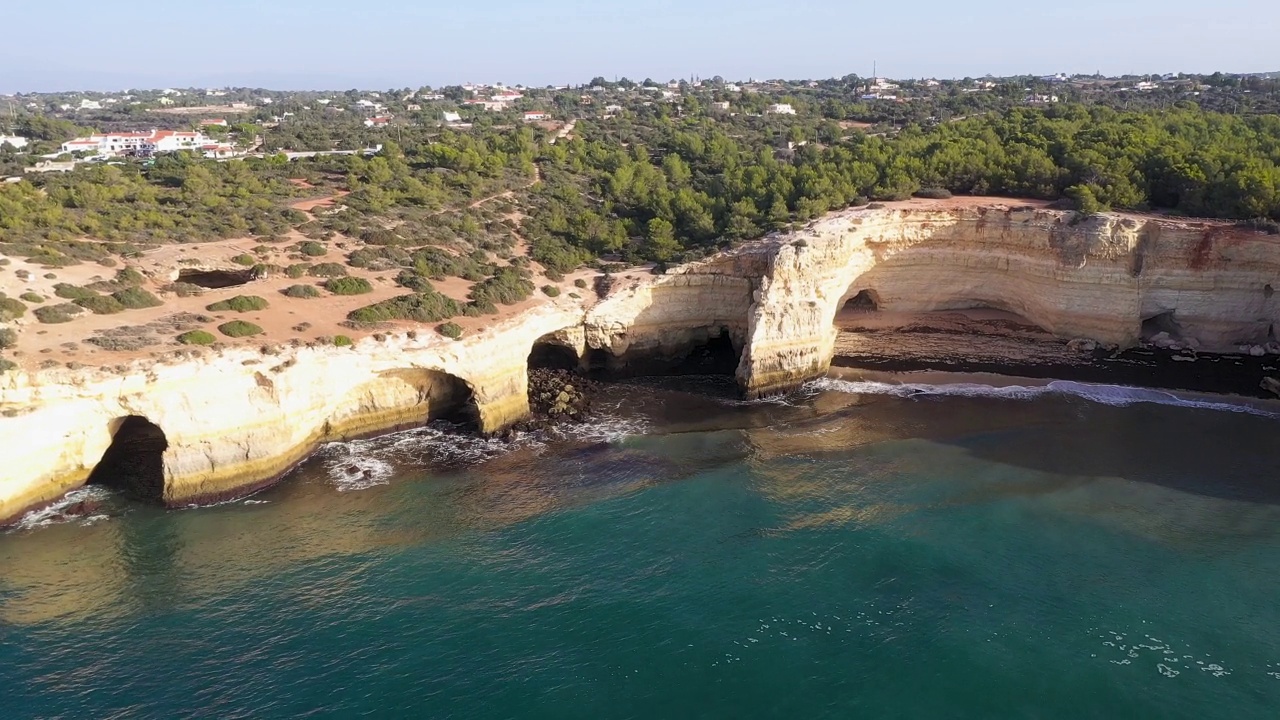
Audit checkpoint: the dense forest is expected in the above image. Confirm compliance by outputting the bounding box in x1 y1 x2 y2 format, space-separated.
1 103 1278 274
524 104 1280 267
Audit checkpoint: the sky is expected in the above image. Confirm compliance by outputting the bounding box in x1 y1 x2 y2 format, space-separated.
2 0 1277 92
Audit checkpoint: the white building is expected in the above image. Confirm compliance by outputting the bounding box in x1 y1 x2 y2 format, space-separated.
766 103 796 115
60 129 218 156
0 135 29 151
522 111 550 122
363 116 392 127
711 101 730 111
442 111 463 124
1026 94 1060 104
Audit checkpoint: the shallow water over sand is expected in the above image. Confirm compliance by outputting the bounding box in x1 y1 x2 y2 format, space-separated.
4 373 1280 718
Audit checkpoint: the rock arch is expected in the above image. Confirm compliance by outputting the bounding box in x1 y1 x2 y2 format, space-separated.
328 368 480 438
528 332 582 371
87 416 169 502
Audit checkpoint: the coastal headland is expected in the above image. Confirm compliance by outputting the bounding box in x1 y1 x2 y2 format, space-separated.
4 199 1279 524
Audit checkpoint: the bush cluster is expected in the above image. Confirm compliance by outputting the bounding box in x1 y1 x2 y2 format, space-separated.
34 303 83 324
347 289 459 323
218 320 264 338
112 287 163 309
206 295 269 312
0 297 27 321
74 294 124 315
325 277 374 295
283 284 321 299
177 329 217 345
437 322 463 339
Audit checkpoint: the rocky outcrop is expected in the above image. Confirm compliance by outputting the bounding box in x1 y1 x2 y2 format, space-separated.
737 206 1280 397
4 203 1279 524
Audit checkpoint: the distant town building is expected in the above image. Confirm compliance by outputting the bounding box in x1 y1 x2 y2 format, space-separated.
199 119 228 127
363 116 392 127
0 135 29 151
60 130 219 156
1026 94 1060 104
523 111 550 122
766 103 797 115
442 111 463 124
711 101 731 111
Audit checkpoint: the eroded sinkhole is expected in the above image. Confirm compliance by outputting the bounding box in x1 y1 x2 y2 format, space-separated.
177 268 255 289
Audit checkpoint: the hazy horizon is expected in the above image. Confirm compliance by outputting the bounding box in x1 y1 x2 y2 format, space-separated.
2 0 1277 94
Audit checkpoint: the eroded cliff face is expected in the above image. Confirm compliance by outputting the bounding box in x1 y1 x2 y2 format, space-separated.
737 206 1280 397
4 204 1277 523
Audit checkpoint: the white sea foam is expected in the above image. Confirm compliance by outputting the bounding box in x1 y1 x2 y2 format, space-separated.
318 413 649 491
807 377 1280 418
11 486 114 531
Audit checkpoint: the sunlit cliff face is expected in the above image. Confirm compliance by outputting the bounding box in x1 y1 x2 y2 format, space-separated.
4 204 1277 524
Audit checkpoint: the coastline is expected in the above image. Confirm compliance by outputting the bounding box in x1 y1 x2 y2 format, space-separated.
6 201 1280 527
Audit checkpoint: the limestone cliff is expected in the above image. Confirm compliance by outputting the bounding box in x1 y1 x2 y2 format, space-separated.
737 205 1280 397
4 203 1278 524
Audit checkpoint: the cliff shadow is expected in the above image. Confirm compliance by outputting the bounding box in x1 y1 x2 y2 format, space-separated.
528 333 581 372
586 326 742 380
87 416 169 503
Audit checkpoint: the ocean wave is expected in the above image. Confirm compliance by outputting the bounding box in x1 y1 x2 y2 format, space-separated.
10 486 115 531
318 412 649 491
807 377 1280 418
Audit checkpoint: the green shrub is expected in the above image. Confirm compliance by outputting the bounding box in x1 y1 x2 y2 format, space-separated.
574 278 587 288
469 266 533 307
218 320 264 338
283 284 321 299
0 358 15 374
19 292 44 304
333 334 354 347
165 282 205 297
437 322 463 340
177 329 217 345
286 263 311 278
112 287 163 309
347 289 459 323
1 297 30 321
325 277 373 295
541 284 560 297
206 295 269 312
33 303 83 324
544 268 565 282
308 262 349 278
300 241 327 257
74 295 125 315
231 253 257 266
913 187 953 200
0 327 16 349
115 267 145 286
53 283 96 300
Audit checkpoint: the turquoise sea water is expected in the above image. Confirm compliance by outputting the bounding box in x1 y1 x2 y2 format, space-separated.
4 375 1280 719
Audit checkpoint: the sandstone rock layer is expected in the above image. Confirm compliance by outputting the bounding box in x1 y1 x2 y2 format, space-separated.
4 204 1278 523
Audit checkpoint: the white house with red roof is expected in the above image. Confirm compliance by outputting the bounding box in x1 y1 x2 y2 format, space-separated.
363 116 393 127
60 129 218 156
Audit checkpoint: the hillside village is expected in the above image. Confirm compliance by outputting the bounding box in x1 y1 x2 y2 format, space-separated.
2 71 1277 176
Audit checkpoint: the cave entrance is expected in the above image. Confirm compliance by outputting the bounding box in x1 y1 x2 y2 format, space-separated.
586 327 742 379
87 416 168 503
422 370 480 429
528 339 580 372
843 289 881 313
1141 310 1182 341
178 268 255 289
